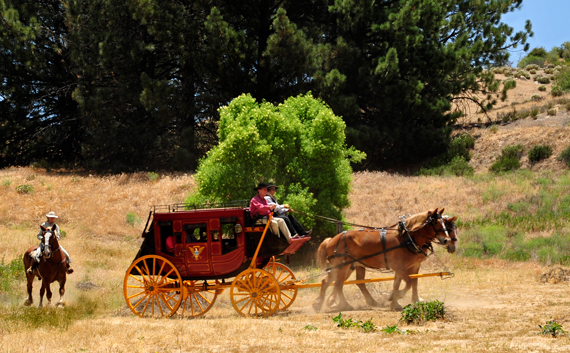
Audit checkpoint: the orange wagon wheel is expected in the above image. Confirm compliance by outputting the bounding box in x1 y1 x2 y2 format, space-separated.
230 268 281 317
178 280 221 318
264 262 298 310
123 255 183 318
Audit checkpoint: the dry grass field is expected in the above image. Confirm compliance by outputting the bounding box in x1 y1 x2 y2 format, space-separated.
3 74 570 352
2 155 570 352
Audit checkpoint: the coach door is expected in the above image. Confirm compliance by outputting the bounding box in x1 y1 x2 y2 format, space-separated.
182 222 211 275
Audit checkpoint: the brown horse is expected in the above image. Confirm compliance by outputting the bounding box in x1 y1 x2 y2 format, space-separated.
317 214 458 310
313 209 452 312
23 225 68 307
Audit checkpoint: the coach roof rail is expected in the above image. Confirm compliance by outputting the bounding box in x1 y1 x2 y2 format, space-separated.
152 200 249 213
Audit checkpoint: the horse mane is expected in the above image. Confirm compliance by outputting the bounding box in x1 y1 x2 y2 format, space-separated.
403 211 429 232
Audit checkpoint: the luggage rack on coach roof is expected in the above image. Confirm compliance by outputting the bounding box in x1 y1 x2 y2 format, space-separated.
151 199 250 213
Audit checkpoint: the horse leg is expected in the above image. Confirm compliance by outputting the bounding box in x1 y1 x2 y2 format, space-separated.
331 266 353 312
24 273 34 306
389 273 412 311
410 264 424 303
355 267 381 307
313 270 335 312
56 276 66 307
39 282 46 308
45 282 53 306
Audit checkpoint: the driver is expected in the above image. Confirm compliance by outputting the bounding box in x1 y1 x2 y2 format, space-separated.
250 183 293 242
27 211 74 274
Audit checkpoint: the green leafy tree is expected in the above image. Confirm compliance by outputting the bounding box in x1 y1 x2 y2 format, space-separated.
1 0 80 167
186 93 365 234
314 0 532 169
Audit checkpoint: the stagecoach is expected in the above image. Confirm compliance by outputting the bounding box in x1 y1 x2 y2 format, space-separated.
123 201 310 318
123 202 455 318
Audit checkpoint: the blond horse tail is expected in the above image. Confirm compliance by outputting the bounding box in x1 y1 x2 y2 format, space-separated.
316 237 332 270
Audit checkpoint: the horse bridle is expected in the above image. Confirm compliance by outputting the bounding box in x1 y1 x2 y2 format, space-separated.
42 230 60 258
401 213 450 245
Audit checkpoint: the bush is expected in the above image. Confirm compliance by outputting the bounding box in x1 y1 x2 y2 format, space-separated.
531 107 539 118
528 145 553 163
537 76 551 84
525 64 539 71
146 172 159 181
538 85 546 91
0 256 24 293
400 301 446 325
490 145 523 173
547 108 557 116
126 212 141 227
558 145 570 166
552 66 570 95
518 55 546 68
186 93 365 236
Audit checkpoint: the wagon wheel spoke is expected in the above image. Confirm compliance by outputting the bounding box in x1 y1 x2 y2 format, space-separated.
231 269 280 317
177 280 219 318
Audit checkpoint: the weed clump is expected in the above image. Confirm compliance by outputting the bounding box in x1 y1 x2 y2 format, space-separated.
15 185 35 194
528 145 552 163
558 145 570 167
400 300 446 325
539 321 566 338
332 313 375 332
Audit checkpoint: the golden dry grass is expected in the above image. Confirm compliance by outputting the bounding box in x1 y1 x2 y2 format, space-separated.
2 165 570 352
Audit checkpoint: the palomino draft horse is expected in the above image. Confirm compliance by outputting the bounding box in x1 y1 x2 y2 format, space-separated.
317 214 458 310
23 225 68 307
313 209 452 312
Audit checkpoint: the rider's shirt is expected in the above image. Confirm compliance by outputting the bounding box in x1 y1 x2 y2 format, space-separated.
37 222 61 240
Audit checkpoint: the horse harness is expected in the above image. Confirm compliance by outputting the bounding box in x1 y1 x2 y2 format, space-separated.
325 214 446 273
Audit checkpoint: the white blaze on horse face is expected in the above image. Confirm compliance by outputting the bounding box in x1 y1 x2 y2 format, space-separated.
43 231 52 258
437 218 450 244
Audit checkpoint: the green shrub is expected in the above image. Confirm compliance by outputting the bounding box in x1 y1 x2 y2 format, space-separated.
537 76 551 84
400 301 446 325
186 93 365 236
547 108 557 116
531 107 539 118
2 178 11 187
518 55 546 68
417 156 474 177
490 145 523 173
15 185 35 194
146 172 159 182
525 64 539 71
126 212 141 227
530 95 543 102
528 145 553 163
0 256 24 293
552 66 570 95
558 145 570 166
538 85 546 91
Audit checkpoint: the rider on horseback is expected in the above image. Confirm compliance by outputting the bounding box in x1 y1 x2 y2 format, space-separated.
27 211 74 275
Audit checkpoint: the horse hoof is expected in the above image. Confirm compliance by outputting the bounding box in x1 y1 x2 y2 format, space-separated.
56 302 65 308
24 300 32 306
312 302 323 313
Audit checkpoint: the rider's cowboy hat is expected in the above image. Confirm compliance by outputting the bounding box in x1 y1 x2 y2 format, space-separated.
253 182 271 191
46 211 58 218
267 183 279 190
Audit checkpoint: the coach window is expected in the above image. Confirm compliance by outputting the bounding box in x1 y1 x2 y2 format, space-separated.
183 223 208 243
220 217 239 254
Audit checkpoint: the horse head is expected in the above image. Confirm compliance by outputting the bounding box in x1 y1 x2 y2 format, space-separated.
405 208 451 246
41 225 59 259
443 215 458 254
